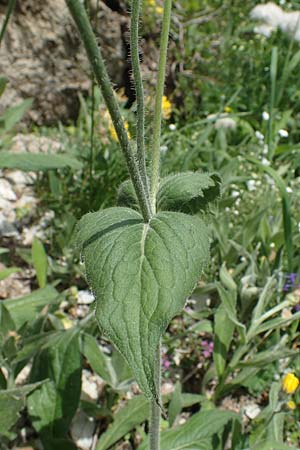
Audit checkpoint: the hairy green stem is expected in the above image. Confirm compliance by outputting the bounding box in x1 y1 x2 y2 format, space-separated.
150 0 172 213
130 0 149 198
149 341 161 450
0 0 17 45
66 0 151 222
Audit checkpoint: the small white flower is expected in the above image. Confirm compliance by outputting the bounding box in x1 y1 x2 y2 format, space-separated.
169 123 176 131
262 111 270 120
262 157 270 166
270 242 275 248
214 117 237 130
263 144 269 155
278 129 289 138
254 24 275 38
279 0 286 5
160 145 168 154
77 290 95 305
286 186 293 193
255 130 264 141
231 190 240 198
246 180 256 191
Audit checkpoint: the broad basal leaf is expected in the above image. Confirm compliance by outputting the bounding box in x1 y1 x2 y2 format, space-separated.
76 207 210 401
157 172 221 214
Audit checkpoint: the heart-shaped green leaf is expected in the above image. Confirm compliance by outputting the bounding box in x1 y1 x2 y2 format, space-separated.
76 207 210 401
157 172 221 214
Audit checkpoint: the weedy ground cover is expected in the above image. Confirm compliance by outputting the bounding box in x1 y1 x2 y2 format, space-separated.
0 0 300 449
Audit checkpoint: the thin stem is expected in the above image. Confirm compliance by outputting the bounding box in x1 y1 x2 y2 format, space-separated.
89 78 95 185
0 0 17 46
268 47 277 161
66 0 151 222
130 0 149 198
150 0 173 213
149 341 161 450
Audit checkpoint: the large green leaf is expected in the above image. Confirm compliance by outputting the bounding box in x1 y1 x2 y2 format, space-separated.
76 207 210 401
3 286 59 330
0 382 43 438
157 172 221 214
137 409 238 450
28 328 82 439
0 152 82 171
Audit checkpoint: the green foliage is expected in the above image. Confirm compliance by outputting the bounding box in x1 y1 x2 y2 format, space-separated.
28 329 82 445
138 409 239 450
32 238 48 288
0 151 83 171
96 395 149 450
0 383 44 439
76 207 210 401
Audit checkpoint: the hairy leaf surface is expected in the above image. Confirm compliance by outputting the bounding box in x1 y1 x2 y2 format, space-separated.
117 172 221 214
157 172 221 214
76 207 210 400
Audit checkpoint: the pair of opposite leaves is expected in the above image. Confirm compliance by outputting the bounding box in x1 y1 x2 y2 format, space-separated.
76 171 221 403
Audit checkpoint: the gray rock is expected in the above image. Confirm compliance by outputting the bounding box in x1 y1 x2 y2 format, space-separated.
0 0 126 125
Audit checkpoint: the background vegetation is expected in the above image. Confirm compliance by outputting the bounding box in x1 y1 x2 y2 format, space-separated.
1 0 300 449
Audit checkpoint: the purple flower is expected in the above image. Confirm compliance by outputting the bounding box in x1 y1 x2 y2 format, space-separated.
201 340 214 358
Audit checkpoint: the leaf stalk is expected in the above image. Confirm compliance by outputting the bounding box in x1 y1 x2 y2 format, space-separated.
150 0 173 213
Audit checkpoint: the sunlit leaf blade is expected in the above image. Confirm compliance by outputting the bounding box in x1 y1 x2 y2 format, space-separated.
0 152 83 171
76 207 210 401
157 172 221 214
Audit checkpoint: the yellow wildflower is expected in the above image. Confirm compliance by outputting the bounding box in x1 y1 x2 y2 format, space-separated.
155 6 163 14
224 106 232 113
282 373 299 394
109 121 130 142
162 95 172 120
148 0 155 5
287 400 296 410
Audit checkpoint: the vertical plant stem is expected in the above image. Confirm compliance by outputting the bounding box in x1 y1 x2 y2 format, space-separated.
0 0 17 46
150 0 173 213
89 78 95 183
66 0 151 222
149 341 161 450
130 0 149 198
268 47 278 161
